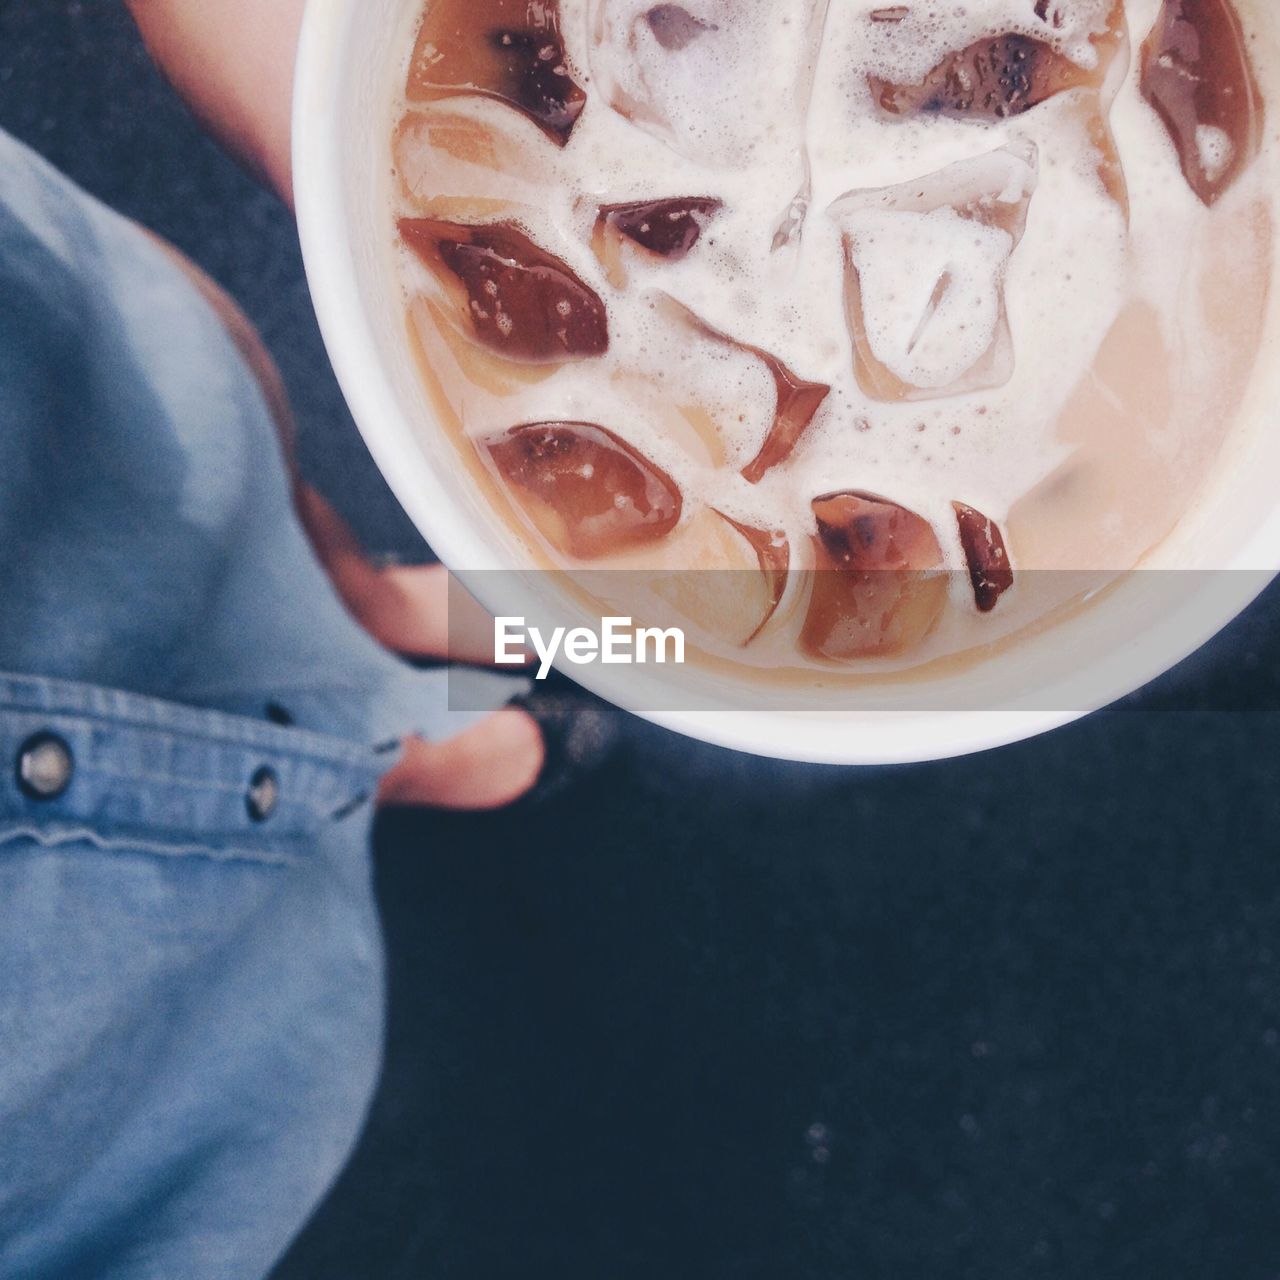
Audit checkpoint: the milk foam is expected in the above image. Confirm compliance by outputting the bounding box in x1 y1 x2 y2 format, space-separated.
848 209 1013 389
392 0 1274 630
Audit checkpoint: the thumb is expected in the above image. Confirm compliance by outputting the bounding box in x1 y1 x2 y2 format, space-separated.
377 707 544 811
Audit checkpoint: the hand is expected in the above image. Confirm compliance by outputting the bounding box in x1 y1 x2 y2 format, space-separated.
144 202 545 812
294 489 545 812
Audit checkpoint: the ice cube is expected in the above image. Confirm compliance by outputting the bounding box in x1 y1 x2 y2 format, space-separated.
409 295 558 414
953 502 1014 612
800 491 946 660
485 422 683 559
592 196 723 287
872 34 1083 120
407 0 586 146
869 1 1127 122
659 296 831 482
399 218 609 363
864 2 1127 210
595 511 791 646
742 361 831 485
717 515 791 641
1140 0 1263 206
771 153 813 256
394 107 560 210
828 143 1038 401
589 0 830 168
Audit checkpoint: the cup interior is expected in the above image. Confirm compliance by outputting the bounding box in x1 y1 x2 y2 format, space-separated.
293 0 1280 764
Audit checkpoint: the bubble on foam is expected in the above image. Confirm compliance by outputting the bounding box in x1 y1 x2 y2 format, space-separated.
1196 124 1235 185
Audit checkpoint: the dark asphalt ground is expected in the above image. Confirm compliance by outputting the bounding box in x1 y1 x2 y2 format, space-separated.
4 5 1280 1277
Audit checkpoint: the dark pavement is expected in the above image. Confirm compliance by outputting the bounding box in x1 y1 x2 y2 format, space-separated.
4 5 1280 1276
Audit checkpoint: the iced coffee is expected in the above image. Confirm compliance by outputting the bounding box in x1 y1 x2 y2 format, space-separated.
389 0 1273 676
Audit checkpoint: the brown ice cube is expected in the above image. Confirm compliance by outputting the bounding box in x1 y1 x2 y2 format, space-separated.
829 143 1037 402
1140 0 1263 206
602 197 722 258
718 515 791 642
868 3 1128 210
741 361 831 485
953 502 1014 612
870 2 1127 121
800 492 946 660
485 422 682 559
593 197 723 286
399 218 609 363
658 296 830 482
407 0 586 146
872 34 1086 119
393 109 558 211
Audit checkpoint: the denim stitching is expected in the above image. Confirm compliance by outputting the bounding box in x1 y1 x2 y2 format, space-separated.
0 823 301 868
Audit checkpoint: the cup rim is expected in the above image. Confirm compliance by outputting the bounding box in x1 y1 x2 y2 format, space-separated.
291 0 1278 766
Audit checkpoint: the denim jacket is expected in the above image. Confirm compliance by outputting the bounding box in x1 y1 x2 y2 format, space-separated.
0 128 507 1278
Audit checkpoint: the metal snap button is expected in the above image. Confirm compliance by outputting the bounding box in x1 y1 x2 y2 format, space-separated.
16 732 74 801
246 765 280 823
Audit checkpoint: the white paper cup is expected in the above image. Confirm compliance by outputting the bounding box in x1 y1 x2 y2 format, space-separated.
293 0 1280 765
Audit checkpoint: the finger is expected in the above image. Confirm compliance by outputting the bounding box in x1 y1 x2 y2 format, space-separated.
368 563 509 665
295 486 524 665
377 708 544 811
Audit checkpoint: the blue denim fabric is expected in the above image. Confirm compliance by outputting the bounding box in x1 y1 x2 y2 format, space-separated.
0 128 512 1276
0 676 385 1279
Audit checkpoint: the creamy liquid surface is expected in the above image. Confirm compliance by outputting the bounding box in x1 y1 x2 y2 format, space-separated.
389 0 1275 676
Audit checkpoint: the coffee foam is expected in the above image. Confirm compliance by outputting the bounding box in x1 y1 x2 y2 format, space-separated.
587 0 830 169
392 0 1274 664
849 210 1014 388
